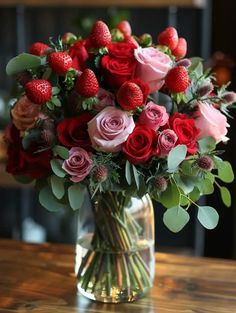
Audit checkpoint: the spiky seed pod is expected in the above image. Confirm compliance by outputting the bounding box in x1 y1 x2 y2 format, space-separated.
196 156 214 171
93 166 108 182
154 176 168 192
222 92 236 105
197 82 214 97
176 58 191 68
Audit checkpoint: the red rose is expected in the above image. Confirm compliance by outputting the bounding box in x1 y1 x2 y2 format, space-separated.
123 125 158 165
101 42 137 89
5 124 52 179
68 40 89 71
168 113 200 154
57 112 93 150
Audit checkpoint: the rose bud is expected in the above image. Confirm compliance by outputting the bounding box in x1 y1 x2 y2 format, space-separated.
197 82 214 97
222 92 236 105
154 176 168 192
196 156 214 171
176 58 191 68
93 166 108 182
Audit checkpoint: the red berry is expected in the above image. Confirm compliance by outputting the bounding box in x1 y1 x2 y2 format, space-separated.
158 27 178 51
116 20 132 37
75 69 99 97
30 42 49 56
90 20 112 48
165 66 190 93
25 79 52 105
48 52 73 76
123 35 139 47
117 81 144 111
172 38 187 60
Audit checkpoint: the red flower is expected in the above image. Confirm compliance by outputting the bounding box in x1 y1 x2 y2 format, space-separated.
5 124 52 179
57 113 93 150
101 42 137 89
123 125 158 165
68 40 89 71
168 113 200 154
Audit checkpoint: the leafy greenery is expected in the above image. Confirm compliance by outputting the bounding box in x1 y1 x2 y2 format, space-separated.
163 206 190 233
167 145 187 173
197 206 219 229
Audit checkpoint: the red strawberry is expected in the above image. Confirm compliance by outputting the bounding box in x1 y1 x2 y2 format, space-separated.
75 69 99 97
90 20 112 48
117 81 144 111
158 27 178 51
165 66 190 93
124 35 139 47
172 38 187 60
115 20 132 37
48 52 73 76
25 79 52 105
30 42 49 56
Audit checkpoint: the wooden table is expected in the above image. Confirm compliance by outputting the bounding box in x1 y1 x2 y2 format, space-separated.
0 240 236 313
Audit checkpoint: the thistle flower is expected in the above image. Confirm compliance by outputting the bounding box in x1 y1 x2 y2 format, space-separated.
197 82 214 97
154 176 167 192
176 58 191 68
196 156 214 171
93 166 109 182
222 92 236 105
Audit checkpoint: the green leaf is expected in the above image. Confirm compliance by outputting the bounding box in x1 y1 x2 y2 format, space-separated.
197 206 219 229
46 101 54 110
51 97 61 107
167 145 187 172
198 137 216 153
68 184 87 210
50 159 66 178
39 185 63 212
53 145 69 160
220 186 231 207
163 206 190 233
50 175 65 200
197 178 214 195
189 187 201 202
125 160 132 185
132 165 140 189
217 161 234 183
52 86 60 95
6 53 42 76
175 174 199 194
14 175 34 184
159 183 180 208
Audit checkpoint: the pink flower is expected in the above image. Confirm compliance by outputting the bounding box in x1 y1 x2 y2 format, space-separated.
93 88 115 111
158 129 178 156
88 106 135 153
62 147 93 183
194 101 229 143
134 47 172 93
139 101 169 130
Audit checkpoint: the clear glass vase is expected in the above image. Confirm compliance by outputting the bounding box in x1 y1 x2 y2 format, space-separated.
75 190 155 303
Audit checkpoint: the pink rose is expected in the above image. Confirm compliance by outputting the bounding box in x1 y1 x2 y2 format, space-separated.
139 101 169 130
134 47 172 93
93 88 115 111
88 106 135 153
62 147 93 183
194 101 229 143
158 129 178 156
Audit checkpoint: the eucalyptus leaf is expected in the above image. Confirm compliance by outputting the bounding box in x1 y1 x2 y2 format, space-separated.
197 178 214 195
198 137 216 153
6 53 42 76
167 145 187 173
163 206 190 233
39 185 64 212
132 165 140 189
50 175 65 200
50 159 66 178
217 161 234 183
125 160 132 185
220 186 231 207
197 206 219 229
52 97 61 107
68 184 87 210
158 183 180 208
52 86 60 95
53 145 69 160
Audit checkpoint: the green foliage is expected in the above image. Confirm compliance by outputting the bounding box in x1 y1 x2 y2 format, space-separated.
52 86 60 95
197 206 219 229
198 137 216 153
132 165 140 189
125 160 132 185
219 186 231 207
39 185 67 212
217 160 234 183
163 206 190 233
50 175 65 200
82 97 99 110
167 145 187 173
68 184 87 210
158 183 180 208
14 175 34 184
53 145 69 160
6 53 44 76
50 159 66 178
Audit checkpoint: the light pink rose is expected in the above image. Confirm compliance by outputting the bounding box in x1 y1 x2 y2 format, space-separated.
62 147 93 183
134 47 172 93
93 88 115 111
194 101 229 143
158 129 178 156
139 101 169 130
88 106 135 153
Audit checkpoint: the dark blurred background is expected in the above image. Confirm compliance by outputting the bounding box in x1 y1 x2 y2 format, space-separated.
0 0 235 259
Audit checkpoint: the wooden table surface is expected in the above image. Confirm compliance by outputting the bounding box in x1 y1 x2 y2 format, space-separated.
0 240 236 313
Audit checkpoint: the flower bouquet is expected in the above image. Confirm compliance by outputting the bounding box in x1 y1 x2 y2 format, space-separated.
5 20 235 303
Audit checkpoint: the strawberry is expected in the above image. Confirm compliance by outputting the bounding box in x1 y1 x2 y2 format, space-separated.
90 20 112 48
117 81 144 111
30 42 49 56
165 66 190 93
75 69 99 97
157 27 178 51
124 35 139 47
48 52 73 76
172 38 187 60
115 20 132 37
25 79 52 105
